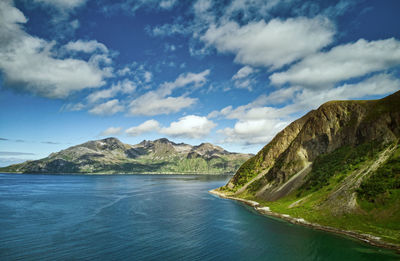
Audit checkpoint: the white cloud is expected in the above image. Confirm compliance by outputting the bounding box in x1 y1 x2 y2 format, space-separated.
263 86 302 105
100 127 122 136
33 0 87 10
160 115 216 139
89 99 124 116
159 0 177 9
0 1 111 99
144 71 153 83
128 92 197 116
208 105 233 119
65 40 108 53
87 80 136 103
232 66 254 80
117 67 131 76
289 73 400 110
159 69 210 94
232 66 258 90
126 120 161 136
87 87 118 104
70 19 80 29
218 119 289 145
201 17 335 69
128 70 210 116
150 23 190 37
61 102 86 112
270 38 400 87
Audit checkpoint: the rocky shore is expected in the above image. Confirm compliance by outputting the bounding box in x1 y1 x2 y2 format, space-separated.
209 189 400 253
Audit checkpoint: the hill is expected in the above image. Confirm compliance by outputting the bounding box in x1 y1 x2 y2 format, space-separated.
0 138 252 174
216 90 400 247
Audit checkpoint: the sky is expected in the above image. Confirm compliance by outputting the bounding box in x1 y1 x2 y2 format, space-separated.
0 0 399 166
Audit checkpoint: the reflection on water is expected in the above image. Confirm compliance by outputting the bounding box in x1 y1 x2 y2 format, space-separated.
0 173 398 261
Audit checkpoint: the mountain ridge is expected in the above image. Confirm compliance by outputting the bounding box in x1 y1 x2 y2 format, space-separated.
1 138 252 174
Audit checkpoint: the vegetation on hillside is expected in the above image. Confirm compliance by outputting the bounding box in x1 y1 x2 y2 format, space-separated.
299 142 383 195
357 144 400 204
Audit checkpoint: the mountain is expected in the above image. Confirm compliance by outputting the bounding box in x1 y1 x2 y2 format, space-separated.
217 90 400 246
0 138 252 174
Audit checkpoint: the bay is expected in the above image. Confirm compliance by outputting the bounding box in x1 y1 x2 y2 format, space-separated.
0 173 398 260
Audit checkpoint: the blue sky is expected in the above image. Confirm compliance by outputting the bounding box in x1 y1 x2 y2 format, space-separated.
0 0 399 166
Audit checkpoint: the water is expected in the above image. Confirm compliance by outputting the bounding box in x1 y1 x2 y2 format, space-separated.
0 174 398 260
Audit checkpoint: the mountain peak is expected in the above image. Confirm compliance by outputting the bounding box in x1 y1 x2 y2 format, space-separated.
154 138 172 144
100 137 122 144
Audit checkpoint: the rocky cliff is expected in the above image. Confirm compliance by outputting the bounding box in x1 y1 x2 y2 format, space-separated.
219 90 400 244
0 138 252 174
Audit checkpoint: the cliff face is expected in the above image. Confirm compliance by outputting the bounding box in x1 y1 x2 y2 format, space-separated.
226 91 400 199
1 138 252 174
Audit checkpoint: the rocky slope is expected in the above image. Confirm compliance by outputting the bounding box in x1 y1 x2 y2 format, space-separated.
0 138 252 174
218 90 400 245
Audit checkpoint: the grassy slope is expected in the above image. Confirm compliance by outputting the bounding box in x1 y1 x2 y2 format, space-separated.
232 143 400 244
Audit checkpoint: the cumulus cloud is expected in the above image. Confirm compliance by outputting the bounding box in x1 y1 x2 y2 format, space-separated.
159 69 210 93
0 1 111 99
128 93 197 116
288 74 400 110
65 40 108 53
232 66 254 80
60 102 86 112
100 127 122 136
218 119 289 145
263 86 302 105
160 115 216 139
128 70 210 116
159 0 177 9
231 66 258 90
126 120 161 136
201 17 335 69
270 38 400 87
102 0 178 16
87 80 136 103
144 71 153 83
89 99 124 116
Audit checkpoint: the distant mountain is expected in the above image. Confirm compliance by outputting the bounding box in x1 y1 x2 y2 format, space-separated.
217 90 400 246
0 138 252 174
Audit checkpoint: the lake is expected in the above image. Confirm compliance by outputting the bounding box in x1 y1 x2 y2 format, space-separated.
0 173 398 260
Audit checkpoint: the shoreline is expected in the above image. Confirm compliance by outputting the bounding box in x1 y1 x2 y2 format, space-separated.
209 188 400 253
0 171 234 176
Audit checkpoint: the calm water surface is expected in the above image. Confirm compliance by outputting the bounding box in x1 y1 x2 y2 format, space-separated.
0 173 399 260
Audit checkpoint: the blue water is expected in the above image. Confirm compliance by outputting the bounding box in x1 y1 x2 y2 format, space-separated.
0 174 398 260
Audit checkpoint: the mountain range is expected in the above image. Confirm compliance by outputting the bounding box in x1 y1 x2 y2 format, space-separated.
217 90 400 246
0 138 252 174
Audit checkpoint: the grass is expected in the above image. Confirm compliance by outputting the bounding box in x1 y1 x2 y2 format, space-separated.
298 141 383 196
357 144 400 204
242 189 400 244
233 141 400 244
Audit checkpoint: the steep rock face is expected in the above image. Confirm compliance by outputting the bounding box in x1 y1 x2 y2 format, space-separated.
1 138 252 174
227 110 312 190
226 91 400 201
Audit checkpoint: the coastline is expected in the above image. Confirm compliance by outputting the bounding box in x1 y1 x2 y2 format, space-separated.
209 188 400 253
0 171 234 176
